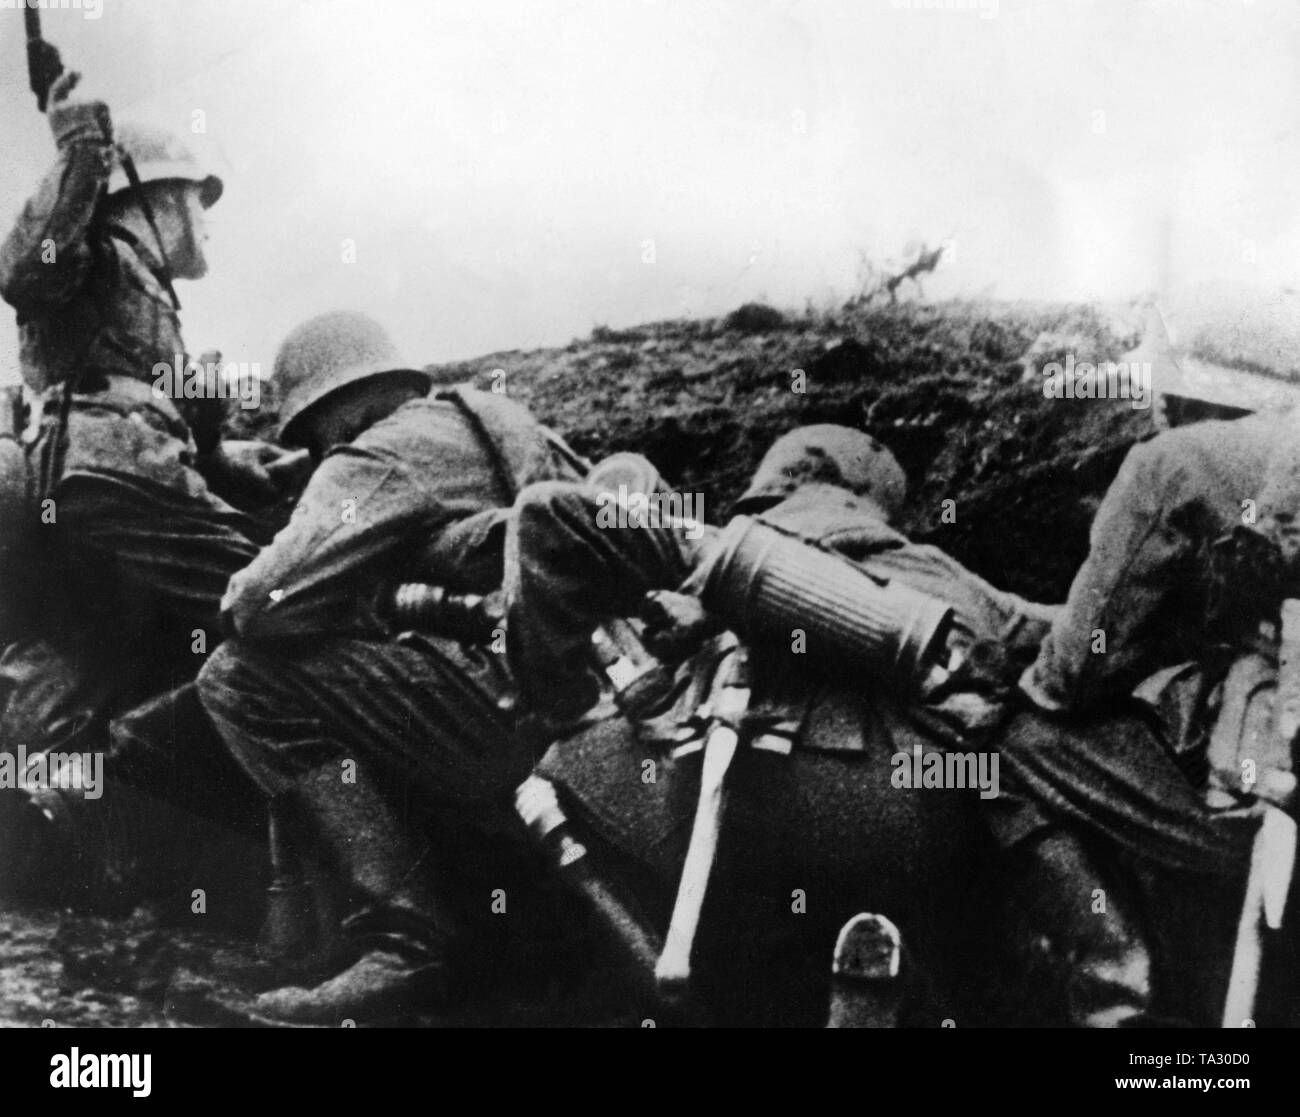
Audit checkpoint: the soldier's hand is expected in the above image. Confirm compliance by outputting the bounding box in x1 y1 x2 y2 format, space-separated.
206 440 313 506
44 69 112 146
47 69 81 107
639 590 718 662
262 445 315 496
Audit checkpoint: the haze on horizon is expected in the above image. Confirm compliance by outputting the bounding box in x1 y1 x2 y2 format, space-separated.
0 0 1296 385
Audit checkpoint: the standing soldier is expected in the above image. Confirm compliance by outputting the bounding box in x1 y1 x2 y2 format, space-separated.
0 67 294 908
0 68 280 748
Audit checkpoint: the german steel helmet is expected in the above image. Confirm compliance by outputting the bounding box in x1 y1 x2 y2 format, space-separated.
735 424 908 522
1131 282 1300 414
274 311 429 444
107 122 223 208
587 451 668 499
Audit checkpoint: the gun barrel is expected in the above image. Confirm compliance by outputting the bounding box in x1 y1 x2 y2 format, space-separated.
24 8 64 113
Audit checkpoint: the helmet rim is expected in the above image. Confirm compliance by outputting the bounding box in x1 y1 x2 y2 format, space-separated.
735 424 906 521
107 123 224 210
273 311 429 445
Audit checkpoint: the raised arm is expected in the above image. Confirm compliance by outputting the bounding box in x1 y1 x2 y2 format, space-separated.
0 73 113 313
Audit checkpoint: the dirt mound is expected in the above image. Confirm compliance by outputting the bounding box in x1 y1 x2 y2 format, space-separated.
430 298 1150 602
32 293 1152 1028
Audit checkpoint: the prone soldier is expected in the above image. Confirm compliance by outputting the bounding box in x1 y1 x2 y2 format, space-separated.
505 425 1248 1025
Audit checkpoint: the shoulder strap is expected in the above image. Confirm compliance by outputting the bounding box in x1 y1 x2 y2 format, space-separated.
436 386 521 505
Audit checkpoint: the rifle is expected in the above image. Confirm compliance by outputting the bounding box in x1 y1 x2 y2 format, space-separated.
23 6 181 310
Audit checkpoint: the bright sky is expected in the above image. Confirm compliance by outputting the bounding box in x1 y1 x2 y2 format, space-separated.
0 0 1297 384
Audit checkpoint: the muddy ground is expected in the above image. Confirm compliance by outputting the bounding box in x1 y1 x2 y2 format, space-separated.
2 296 1154 1027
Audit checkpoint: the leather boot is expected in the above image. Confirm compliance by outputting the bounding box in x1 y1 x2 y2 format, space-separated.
1005 828 1154 1027
249 763 454 1025
825 913 906 1028
252 907 449 1026
0 792 71 904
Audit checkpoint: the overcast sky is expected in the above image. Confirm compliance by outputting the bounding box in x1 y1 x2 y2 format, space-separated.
1 0 1297 383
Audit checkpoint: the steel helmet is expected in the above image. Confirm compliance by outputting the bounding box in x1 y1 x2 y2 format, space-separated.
587 452 668 500
734 424 907 522
274 311 430 445
1132 282 1300 416
107 122 223 209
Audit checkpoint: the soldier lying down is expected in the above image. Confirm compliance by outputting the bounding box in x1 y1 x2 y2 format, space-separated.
504 425 1250 1026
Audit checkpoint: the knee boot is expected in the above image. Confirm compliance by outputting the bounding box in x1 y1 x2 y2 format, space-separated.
250 763 453 1025
1006 828 1154 1027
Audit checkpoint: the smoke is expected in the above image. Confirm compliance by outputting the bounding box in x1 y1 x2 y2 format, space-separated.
1 0 1297 385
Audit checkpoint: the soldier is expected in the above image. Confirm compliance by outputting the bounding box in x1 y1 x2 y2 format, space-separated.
1021 285 1300 723
0 70 289 743
505 425 1245 1025
196 311 587 1025
1002 289 1300 1024
0 434 33 650
0 70 308 910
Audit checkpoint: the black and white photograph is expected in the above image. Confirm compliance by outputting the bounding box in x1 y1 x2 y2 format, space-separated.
0 0 1294 1077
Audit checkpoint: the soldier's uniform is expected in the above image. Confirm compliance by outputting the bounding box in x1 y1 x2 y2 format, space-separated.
509 426 1246 1024
196 312 586 1023
0 98 262 744
0 435 33 648
1022 413 1300 719
201 386 584 805
1017 292 1300 868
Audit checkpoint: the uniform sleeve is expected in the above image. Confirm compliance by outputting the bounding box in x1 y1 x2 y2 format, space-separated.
221 444 436 643
1256 438 1300 578
1021 437 1192 712
413 506 510 592
0 100 115 313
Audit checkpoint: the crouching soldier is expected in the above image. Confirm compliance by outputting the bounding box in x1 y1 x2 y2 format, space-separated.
1021 286 1300 724
1013 289 1300 1024
505 426 1244 1025
1008 406 1295 874
197 311 587 1024
1013 293 1300 886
